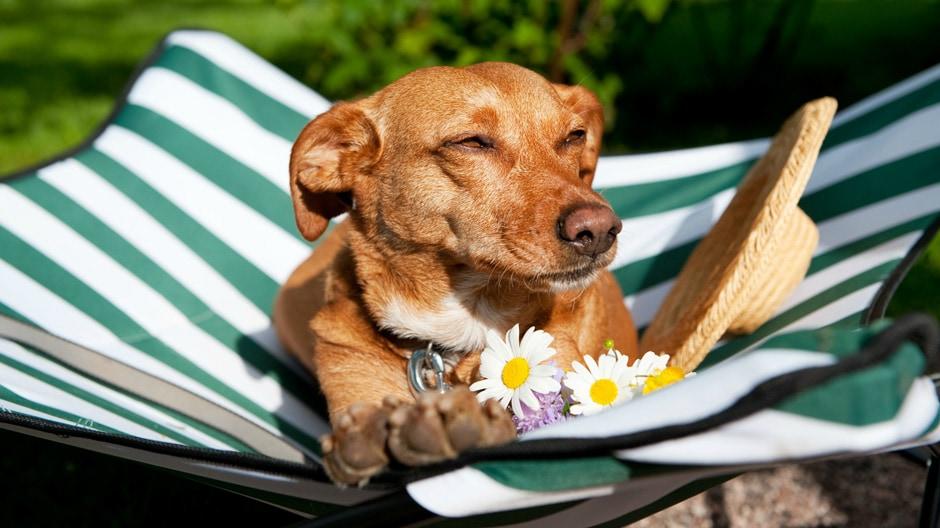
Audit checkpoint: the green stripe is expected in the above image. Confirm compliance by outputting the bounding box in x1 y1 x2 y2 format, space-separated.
473 456 631 492
0 301 257 452
603 91 940 221
603 159 751 219
613 240 694 296
807 215 935 274
754 312 876 355
824 77 940 148
0 385 124 434
775 340 923 426
0 385 121 435
112 104 303 241
75 149 278 313
156 45 310 140
615 184 938 299
800 146 940 222
752 321 925 426
0 343 200 446
702 261 899 368
0 227 320 453
8 175 313 400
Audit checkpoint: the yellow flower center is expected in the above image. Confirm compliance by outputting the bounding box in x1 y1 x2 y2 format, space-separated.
642 366 686 395
501 357 530 389
589 378 618 406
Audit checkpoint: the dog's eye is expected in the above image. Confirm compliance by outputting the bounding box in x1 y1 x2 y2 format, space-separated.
565 129 587 144
449 135 494 150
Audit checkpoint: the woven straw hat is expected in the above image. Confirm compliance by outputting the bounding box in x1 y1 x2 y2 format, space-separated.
639 97 837 372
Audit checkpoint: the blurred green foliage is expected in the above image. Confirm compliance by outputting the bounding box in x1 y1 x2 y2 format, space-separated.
4 0 940 174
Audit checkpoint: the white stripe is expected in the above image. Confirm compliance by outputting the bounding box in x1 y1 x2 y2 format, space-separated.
815 181 940 254
593 65 940 188
779 233 919 313
593 139 769 188
523 349 835 441
624 182 940 328
616 376 939 464
0 361 175 442
128 68 291 191
0 400 79 426
41 159 299 372
832 61 940 126
711 283 882 361
807 101 940 194
94 125 309 283
0 338 233 450
608 101 940 278
777 284 881 335
0 260 223 401
624 280 670 331
407 467 613 518
0 187 327 443
165 30 330 118
611 188 734 268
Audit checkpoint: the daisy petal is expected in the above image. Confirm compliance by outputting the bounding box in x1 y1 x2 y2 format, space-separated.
511 393 524 417
506 324 521 356
584 355 600 376
485 329 512 362
480 354 503 380
529 376 561 394
519 387 540 411
469 378 501 392
528 346 556 366
571 359 591 378
531 364 558 378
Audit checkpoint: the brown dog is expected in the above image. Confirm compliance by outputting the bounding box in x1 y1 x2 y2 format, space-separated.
274 62 637 485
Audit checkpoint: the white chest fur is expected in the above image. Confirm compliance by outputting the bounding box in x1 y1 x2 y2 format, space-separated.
377 290 515 353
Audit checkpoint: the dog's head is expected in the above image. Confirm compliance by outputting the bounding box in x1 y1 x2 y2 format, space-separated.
290 62 620 292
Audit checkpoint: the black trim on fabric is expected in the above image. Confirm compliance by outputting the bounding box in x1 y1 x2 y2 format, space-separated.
864 216 940 324
378 313 940 484
0 409 337 482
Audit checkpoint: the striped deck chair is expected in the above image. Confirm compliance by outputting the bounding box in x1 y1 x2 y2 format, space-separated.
2 29 939 526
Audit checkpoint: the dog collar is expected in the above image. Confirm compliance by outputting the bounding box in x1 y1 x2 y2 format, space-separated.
407 342 452 396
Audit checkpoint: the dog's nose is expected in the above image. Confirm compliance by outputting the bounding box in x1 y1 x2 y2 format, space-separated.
557 205 622 257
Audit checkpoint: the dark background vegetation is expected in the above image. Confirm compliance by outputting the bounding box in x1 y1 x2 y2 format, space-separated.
1 0 939 525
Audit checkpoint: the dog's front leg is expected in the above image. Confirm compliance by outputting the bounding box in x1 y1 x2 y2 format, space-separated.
315 343 514 486
314 341 411 486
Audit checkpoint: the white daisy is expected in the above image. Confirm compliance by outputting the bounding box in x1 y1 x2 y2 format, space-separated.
564 351 637 416
469 325 561 416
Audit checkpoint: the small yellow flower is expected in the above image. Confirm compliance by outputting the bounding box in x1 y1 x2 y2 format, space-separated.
632 351 694 395
642 366 687 394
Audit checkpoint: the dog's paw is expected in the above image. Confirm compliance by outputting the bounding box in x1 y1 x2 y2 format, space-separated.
387 387 516 466
321 399 400 486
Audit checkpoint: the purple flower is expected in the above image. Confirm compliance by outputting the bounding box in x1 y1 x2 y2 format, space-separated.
511 366 568 433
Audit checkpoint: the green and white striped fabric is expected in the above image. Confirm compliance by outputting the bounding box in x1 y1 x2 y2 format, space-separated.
1 29 939 524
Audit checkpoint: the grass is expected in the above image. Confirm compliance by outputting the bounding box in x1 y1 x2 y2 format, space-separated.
1 0 939 525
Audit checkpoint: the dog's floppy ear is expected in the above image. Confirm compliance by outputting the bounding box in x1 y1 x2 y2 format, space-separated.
552 84 604 186
289 102 380 241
